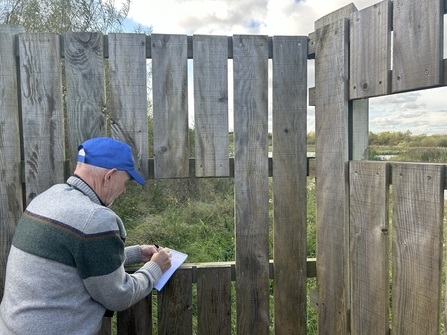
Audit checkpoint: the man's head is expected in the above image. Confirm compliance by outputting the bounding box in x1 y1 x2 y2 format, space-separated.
77 137 145 185
75 137 145 206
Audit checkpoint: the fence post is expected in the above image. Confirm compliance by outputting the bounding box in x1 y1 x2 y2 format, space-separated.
314 4 356 334
0 25 25 300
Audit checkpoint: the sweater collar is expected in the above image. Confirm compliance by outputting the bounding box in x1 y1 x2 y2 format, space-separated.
66 175 106 206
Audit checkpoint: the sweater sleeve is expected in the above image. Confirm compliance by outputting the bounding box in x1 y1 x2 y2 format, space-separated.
124 245 143 265
75 208 162 311
83 260 162 311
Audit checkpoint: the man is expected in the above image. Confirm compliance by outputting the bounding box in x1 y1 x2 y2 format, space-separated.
0 137 172 334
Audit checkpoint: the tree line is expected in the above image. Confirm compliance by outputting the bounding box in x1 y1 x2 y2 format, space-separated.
306 130 447 148
0 0 132 33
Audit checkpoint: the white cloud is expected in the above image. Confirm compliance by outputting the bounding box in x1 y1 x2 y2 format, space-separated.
126 0 388 36
123 0 447 135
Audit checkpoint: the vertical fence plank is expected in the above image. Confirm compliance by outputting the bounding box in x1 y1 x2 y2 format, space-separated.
315 18 350 335
391 163 444 335
0 26 25 299
197 266 232 335
152 34 189 178
233 34 269 335
315 4 357 30
193 35 229 177
351 99 369 161
158 268 192 335
117 294 152 335
64 32 106 173
19 33 65 205
349 161 390 335
350 0 392 99
98 317 112 335
108 33 149 180
272 35 308 335
392 0 444 92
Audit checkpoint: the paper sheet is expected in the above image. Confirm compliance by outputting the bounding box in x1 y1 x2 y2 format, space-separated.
154 249 188 291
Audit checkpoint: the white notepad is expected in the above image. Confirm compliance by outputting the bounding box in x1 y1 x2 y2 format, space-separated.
154 249 188 291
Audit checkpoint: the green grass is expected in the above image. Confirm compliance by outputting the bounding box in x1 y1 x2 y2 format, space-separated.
389 147 447 162
111 176 318 334
110 145 446 334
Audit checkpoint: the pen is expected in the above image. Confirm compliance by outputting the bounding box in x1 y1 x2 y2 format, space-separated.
154 244 159 249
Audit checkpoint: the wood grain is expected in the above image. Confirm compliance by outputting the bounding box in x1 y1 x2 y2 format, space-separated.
350 161 390 335
19 33 65 205
0 26 25 300
392 0 444 92
64 32 106 173
197 266 232 335
117 294 152 335
233 34 270 335
350 0 392 99
108 33 149 180
158 267 193 334
272 35 308 335
314 3 357 30
98 317 112 335
315 18 350 335
391 163 444 335
193 35 229 177
351 99 370 161
152 34 189 178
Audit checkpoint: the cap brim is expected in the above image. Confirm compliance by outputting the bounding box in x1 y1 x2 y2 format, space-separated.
128 170 145 185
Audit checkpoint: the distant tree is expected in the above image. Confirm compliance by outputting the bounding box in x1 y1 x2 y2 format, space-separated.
436 136 447 148
420 136 438 148
307 131 315 145
0 0 131 33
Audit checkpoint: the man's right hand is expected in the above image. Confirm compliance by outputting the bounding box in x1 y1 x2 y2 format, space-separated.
150 248 172 273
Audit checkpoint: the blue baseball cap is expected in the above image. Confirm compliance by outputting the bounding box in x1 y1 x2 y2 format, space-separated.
77 137 145 185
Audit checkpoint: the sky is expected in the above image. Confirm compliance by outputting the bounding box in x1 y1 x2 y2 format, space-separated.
120 0 447 135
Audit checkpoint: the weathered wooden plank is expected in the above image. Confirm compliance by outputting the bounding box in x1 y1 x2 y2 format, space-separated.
307 32 316 59
117 294 152 335
0 25 25 300
272 35 308 335
158 267 193 335
108 33 149 180
233 34 270 335
315 3 357 30
125 258 318 280
19 33 65 205
64 32 106 173
308 87 316 106
0 24 24 34
391 163 444 335
392 0 444 92
98 317 112 335
315 4 370 164
351 99 369 161
315 18 350 335
152 34 189 178
193 35 229 177
349 161 390 335
196 266 232 335
350 0 392 99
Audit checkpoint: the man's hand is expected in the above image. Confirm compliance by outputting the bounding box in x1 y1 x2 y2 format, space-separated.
150 248 172 273
140 245 159 263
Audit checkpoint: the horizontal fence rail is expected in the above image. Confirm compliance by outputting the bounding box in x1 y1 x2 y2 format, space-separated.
103 260 317 335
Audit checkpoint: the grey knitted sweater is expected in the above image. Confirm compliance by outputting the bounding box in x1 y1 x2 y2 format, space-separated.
0 176 162 335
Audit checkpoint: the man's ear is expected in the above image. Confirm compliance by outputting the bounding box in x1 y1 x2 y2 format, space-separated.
103 168 117 186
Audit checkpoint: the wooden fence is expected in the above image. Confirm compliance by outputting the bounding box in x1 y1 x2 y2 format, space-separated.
0 0 446 334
